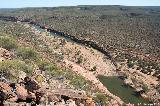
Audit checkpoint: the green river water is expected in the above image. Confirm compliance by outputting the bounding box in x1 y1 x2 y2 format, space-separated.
98 76 150 105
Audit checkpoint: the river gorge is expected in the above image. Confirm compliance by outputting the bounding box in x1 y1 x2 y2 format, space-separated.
0 15 153 105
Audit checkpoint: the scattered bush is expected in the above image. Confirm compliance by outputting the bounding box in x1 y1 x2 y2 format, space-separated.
115 55 125 62
76 50 81 55
90 66 97 72
94 93 108 106
0 60 33 81
35 75 44 84
157 84 160 94
127 61 134 68
69 75 88 90
17 47 38 60
76 55 83 64
37 61 63 77
36 60 49 71
0 36 17 50
141 84 149 92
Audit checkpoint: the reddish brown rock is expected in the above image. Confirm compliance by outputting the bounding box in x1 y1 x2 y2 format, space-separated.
0 82 17 103
13 84 28 100
86 97 96 106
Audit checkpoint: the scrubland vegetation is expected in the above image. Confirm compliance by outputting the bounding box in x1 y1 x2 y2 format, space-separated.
0 5 160 105
0 19 112 105
2 6 159 56
0 21 92 91
1 6 159 76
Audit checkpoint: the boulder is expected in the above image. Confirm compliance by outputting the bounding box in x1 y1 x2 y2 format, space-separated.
124 78 134 87
66 99 77 106
18 71 26 80
6 96 18 103
0 82 11 91
27 92 36 100
24 77 40 92
0 82 17 103
14 84 28 100
0 90 6 104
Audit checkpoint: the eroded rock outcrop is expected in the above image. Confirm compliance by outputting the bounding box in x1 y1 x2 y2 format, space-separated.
0 75 89 106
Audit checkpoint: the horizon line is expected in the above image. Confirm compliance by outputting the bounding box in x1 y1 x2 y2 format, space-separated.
0 5 160 9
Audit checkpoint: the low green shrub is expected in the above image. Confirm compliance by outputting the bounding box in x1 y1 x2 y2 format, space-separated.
36 60 48 71
94 93 108 106
141 84 149 92
37 60 63 76
69 75 88 90
76 55 83 64
0 36 17 50
127 60 134 68
0 60 33 81
17 47 38 60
